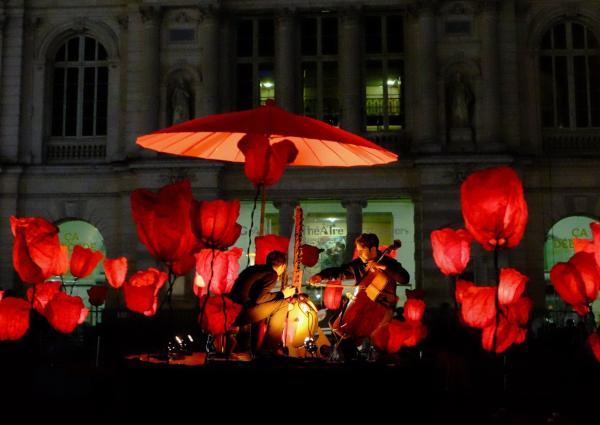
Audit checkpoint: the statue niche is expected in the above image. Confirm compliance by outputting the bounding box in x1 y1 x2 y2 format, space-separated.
169 76 193 125
446 70 474 151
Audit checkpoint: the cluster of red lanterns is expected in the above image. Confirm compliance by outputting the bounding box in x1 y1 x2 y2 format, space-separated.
430 166 531 353
0 217 109 340
550 221 600 362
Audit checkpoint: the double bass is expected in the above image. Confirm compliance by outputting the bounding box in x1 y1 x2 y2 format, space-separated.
330 240 402 341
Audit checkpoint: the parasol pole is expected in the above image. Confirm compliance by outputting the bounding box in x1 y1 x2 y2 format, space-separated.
259 184 266 236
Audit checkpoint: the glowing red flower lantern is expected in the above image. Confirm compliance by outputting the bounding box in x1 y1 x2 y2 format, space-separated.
193 247 243 297
70 245 104 279
131 179 197 264
0 297 31 341
430 228 472 276
460 285 497 328
455 279 474 304
44 292 88 334
87 285 108 307
122 268 167 315
255 234 289 265
371 320 411 354
103 257 128 289
0 291 3 301
402 321 428 347
588 332 600 362
194 199 242 250
481 317 520 354
301 244 322 267
10 216 65 284
460 166 528 251
503 296 533 326
323 279 343 310
550 252 600 316
198 295 242 335
238 134 298 188
498 268 529 305
26 281 62 314
403 299 426 322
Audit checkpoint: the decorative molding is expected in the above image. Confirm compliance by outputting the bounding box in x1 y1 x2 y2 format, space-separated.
341 199 368 209
139 5 162 25
72 17 88 34
407 1 438 18
158 168 194 185
117 14 128 30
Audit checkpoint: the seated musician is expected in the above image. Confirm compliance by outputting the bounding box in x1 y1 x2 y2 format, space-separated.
308 233 410 359
228 250 296 355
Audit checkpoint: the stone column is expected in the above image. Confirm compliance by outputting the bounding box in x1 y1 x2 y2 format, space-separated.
274 199 298 239
275 8 296 112
339 7 362 134
414 2 439 152
139 5 161 135
480 0 502 151
342 200 367 262
199 6 220 116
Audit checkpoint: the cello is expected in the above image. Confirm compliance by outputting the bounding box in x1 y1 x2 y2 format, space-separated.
330 240 402 341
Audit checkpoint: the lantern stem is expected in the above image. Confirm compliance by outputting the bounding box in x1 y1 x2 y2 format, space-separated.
259 184 266 237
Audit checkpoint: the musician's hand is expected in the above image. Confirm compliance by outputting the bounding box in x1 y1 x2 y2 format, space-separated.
308 275 322 285
282 287 296 298
372 263 387 271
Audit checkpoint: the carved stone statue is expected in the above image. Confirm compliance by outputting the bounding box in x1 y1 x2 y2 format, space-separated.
171 78 190 125
448 71 473 128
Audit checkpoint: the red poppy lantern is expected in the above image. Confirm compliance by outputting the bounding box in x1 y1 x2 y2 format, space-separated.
0 297 31 341
131 179 197 264
122 268 167 315
498 268 528 305
44 292 88 334
301 244 322 267
26 281 62 314
238 134 299 188
194 199 242 250
371 320 411 354
460 285 497 329
194 247 243 297
460 166 528 251
550 252 600 316
403 298 426 322
455 279 474 304
323 279 343 310
198 295 242 335
430 228 472 276
481 317 520 354
103 257 128 289
255 234 289 265
70 245 104 279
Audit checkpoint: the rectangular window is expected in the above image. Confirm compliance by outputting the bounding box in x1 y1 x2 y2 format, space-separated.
301 15 340 125
364 14 405 132
236 63 253 110
573 55 589 127
65 67 78 136
52 68 65 136
539 56 555 127
554 56 570 128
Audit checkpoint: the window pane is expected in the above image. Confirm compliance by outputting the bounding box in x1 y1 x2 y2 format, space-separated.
587 29 598 48
55 44 66 62
539 56 555 127
386 15 403 53
236 63 253 110
572 23 585 49
82 67 96 136
259 63 274 105
388 60 403 129
96 67 108 135
301 18 317 55
555 56 569 127
541 30 552 49
553 23 566 49
589 55 600 126
365 16 382 54
65 67 78 136
321 17 338 55
322 61 339 126
97 43 108 61
302 62 317 117
84 37 96 61
236 20 253 57
52 68 65 136
365 60 383 130
67 37 80 61
258 19 274 57
573 56 589 127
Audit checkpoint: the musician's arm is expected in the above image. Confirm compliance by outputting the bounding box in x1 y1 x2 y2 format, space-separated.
382 259 410 285
310 265 355 282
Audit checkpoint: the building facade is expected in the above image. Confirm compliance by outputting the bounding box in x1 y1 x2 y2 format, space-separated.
1 0 599 315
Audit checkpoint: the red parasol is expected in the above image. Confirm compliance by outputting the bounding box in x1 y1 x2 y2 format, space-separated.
136 100 397 167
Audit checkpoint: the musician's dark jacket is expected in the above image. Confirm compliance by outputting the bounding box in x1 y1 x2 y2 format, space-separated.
227 264 284 306
313 253 410 308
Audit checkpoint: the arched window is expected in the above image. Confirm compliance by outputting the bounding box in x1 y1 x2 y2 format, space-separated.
52 35 108 137
539 22 600 129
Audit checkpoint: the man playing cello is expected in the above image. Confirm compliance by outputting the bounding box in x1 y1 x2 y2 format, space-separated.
308 233 410 360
